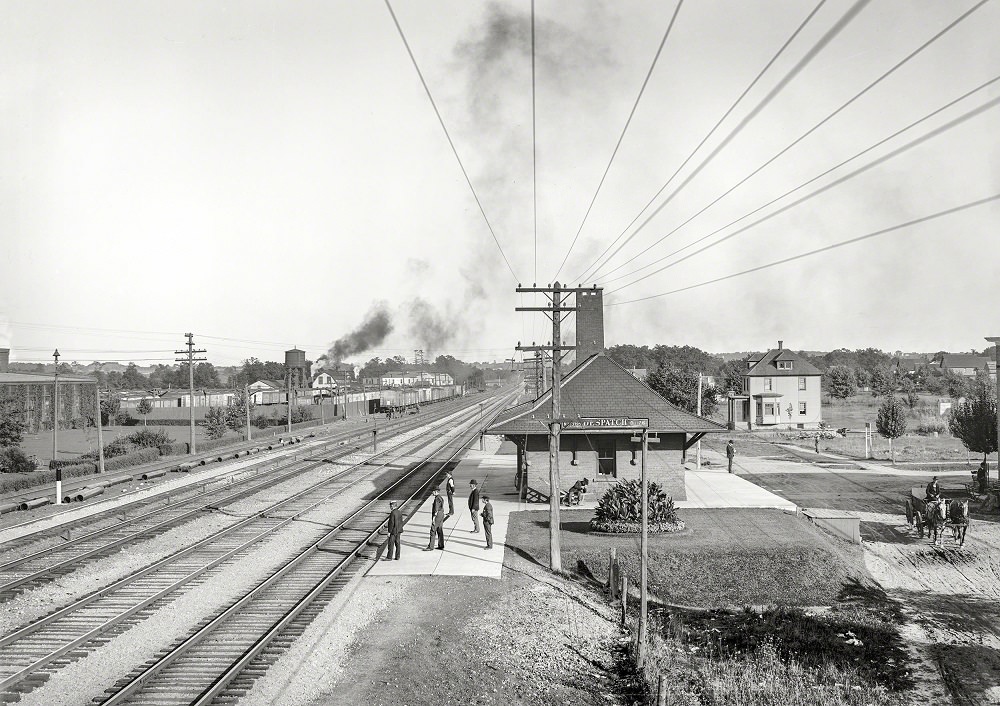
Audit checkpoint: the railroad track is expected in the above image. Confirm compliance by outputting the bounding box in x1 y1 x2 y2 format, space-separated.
0 389 514 703
96 389 516 706
0 394 489 600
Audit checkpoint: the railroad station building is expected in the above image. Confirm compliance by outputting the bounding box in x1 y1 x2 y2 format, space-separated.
489 354 727 501
488 288 727 502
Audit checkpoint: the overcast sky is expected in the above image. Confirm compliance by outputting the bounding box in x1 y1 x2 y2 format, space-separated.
1 0 998 367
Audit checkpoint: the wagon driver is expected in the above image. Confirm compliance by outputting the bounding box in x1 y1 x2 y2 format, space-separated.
925 476 941 501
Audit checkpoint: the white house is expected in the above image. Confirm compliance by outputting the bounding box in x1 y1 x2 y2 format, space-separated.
311 370 339 399
728 341 823 430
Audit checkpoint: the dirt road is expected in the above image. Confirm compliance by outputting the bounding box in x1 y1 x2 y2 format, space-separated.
745 467 1000 705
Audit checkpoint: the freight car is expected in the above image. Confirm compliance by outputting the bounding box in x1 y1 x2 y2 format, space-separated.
375 384 463 413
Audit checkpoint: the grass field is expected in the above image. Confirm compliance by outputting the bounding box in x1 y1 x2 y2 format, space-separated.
506 508 870 608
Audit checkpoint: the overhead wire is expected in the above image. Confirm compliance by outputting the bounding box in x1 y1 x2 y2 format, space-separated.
550 0 686 281
605 193 1000 306
532 0 537 284
383 0 520 283
589 0 991 283
575 0 855 283
603 75 1000 292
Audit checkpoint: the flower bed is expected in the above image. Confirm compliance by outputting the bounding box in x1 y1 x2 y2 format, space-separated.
589 519 686 534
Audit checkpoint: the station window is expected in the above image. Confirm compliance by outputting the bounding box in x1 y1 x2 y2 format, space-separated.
597 439 616 476
798 377 806 391
799 402 807 415
777 361 792 370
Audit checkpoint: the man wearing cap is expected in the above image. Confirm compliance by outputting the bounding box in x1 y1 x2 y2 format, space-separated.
726 440 736 474
925 476 941 501
481 495 494 549
468 479 481 533
385 501 403 561
424 488 446 551
444 470 456 517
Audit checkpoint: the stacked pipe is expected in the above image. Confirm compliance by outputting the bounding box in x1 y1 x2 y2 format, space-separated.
19 497 51 511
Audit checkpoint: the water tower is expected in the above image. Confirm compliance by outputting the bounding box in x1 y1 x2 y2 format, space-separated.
285 348 309 388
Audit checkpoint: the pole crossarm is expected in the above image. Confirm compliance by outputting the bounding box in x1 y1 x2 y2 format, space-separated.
515 345 576 352
515 307 579 312
516 286 599 293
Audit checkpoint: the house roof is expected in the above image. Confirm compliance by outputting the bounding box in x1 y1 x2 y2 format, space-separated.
488 354 727 436
745 348 822 377
940 354 989 370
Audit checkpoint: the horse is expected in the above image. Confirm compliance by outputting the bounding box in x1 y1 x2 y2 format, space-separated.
924 498 948 547
948 499 970 547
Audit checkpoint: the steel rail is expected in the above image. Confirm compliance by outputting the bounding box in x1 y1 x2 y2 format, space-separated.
97 389 517 706
0 391 510 698
0 395 481 598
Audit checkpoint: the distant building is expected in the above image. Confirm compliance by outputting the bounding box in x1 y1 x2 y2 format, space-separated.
940 354 990 378
626 368 648 382
727 341 823 430
248 379 284 405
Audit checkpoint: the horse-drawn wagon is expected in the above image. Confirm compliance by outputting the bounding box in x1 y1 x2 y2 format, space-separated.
904 487 969 547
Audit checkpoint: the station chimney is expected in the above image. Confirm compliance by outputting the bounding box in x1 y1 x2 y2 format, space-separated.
575 287 605 363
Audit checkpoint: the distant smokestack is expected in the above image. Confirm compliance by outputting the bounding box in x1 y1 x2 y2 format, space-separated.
575 287 604 363
778 340 783 350
0 348 8 373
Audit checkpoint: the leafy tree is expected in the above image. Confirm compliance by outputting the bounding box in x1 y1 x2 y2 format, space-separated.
204 407 228 440
946 371 972 400
0 447 36 473
856 347 892 373
899 378 920 409
647 367 719 416
948 378 998 474
826 366 857 402
105 370 125 390
225 389 255 434
854 367 871 390
0 404 25 447
136 398 153 426
122 363 149 389
870 364 894 398
100 391 121 427
876 395 907 465
716 359 747 394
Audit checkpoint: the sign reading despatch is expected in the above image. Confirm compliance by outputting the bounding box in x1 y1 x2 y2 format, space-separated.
564 417 649 429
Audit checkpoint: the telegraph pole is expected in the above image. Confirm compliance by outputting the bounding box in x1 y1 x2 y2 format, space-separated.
93 382 105 473
175 334 206 454
53 349 60 504
516 281 585 573
244 383 252 441
286 370 293 434
696 372 703 470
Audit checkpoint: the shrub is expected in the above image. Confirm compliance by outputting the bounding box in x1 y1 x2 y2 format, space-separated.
205 407 228 440
912 412 947 436
125 429 173 449
591 479 680 533
103 447 160 471
102 437 134 459
0 447 38 473
159 442 189 456
0 462 99 493
116 411 138 426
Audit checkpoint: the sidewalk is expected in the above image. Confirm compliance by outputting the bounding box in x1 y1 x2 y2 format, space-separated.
369 438 519 579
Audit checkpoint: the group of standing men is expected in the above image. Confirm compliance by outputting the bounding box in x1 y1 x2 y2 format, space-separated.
382 470 495 561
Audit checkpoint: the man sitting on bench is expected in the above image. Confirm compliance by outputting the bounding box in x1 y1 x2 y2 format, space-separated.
564 478 589 506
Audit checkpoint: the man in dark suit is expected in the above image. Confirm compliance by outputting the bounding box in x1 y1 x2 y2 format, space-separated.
726 440 736 473
481 495 494 549
444 470 455 517
424 489 446 551
468 479 481 533
385 500 402 561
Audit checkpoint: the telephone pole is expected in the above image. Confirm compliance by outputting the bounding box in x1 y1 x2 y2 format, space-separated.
175 334 207 454
53 349 60 504
986 336 1000 482
516 281 584 573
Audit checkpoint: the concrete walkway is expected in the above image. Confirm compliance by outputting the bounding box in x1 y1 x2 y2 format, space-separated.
368 439 518 579
676 467 796 511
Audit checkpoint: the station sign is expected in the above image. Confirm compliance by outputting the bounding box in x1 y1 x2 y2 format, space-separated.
564 417 649 430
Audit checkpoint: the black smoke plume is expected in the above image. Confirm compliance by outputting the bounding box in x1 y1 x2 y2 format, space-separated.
322 303 393 363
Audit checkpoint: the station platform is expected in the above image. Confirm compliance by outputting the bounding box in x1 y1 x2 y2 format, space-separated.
368 440 518 579
368 439 797 579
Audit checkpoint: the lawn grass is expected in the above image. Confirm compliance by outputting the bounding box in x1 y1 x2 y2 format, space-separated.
506 508 870 608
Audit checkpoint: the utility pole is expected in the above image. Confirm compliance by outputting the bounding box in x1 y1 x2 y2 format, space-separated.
286 371 293 434
516 281 585 573
343 371 349 420
53 349 60 504
244 384 252 441
93 382 105 473
986 336 1000 482
696 372 703 470
175 334 206 454
632 426 659 665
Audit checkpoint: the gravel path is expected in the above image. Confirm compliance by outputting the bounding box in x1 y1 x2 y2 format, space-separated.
269 553 642 706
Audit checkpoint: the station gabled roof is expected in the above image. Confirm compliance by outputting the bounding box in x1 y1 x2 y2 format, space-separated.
488 354 727 436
